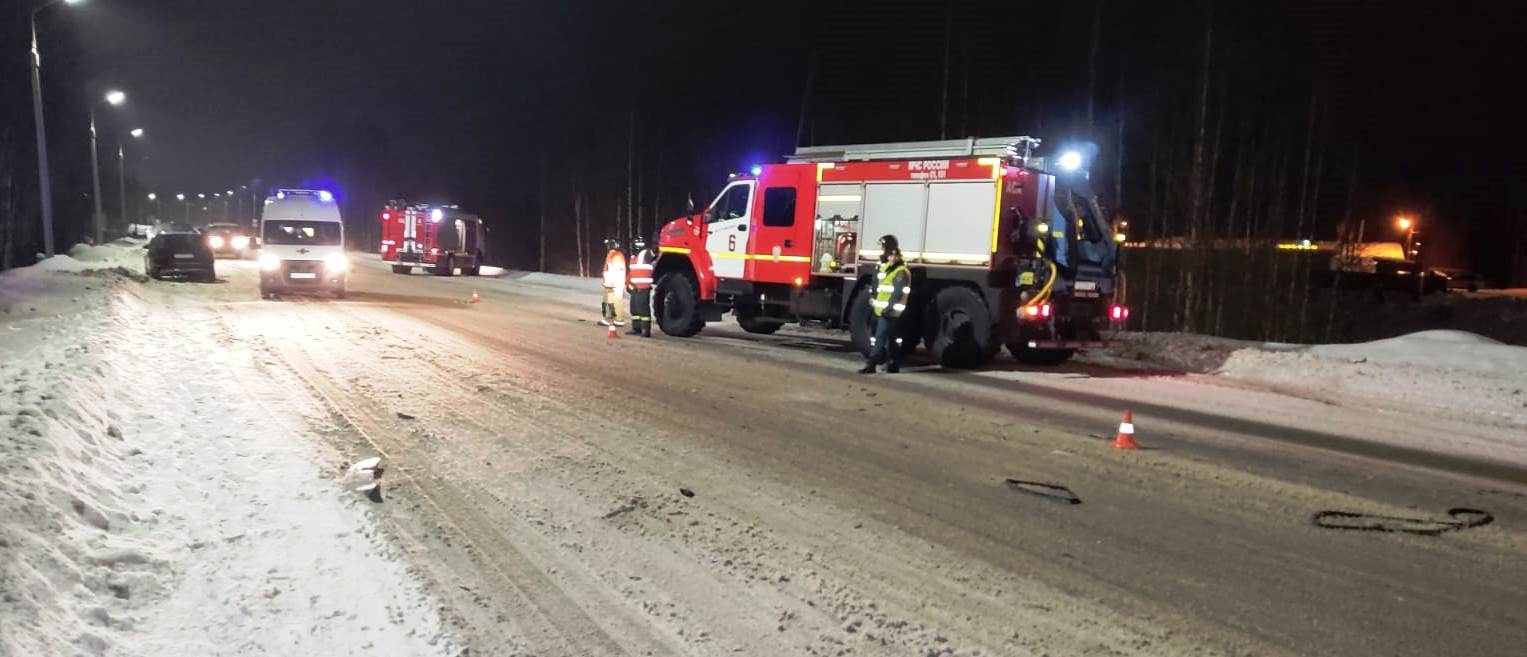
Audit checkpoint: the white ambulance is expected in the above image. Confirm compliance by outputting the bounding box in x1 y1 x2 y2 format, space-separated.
257 189 348 299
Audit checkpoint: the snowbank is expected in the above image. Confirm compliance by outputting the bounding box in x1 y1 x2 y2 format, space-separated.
1 245 455 657
1107 330 1527 428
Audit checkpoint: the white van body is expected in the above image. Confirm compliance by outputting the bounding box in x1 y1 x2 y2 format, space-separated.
257 189 348 298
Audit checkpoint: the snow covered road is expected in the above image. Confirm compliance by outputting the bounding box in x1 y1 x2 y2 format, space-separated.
4 244 1527 657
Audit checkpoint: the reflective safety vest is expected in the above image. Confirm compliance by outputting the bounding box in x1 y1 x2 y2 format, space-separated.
627 249 654 290
602 249 626 289
870 261 911 318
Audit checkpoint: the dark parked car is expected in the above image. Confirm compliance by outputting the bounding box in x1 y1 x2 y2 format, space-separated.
1431 267 1485 292
203 222 254 258
143 232 216 282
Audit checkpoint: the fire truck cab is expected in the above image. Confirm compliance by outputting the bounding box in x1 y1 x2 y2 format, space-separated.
379 202 485 276
650 136 1126 368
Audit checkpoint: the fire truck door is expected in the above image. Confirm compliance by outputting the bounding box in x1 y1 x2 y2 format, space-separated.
705 181 753 279
747 164 814 284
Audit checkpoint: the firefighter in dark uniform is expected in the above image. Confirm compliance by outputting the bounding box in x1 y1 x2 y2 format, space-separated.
860 234 912 374
627 237 655 337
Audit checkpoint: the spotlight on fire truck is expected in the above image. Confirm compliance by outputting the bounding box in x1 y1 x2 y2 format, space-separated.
1057 150 1084 172
430 208 444 223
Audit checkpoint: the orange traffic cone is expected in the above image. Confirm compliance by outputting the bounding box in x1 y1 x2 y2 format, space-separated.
607 322 620 339
470 289 480 304
1111 410 1138 450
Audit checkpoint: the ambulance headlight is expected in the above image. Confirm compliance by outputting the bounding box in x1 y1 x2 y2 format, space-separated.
324 253 350 273
1057 151 1083 172
231 235 250 250
258 253 281 271
207 235 225 249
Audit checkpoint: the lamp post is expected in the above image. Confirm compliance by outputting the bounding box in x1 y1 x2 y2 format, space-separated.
118 127 143 237
145 192 157 223
28 0 85 257
1397 215 1424 297
176 193 187 222
89 89 126 244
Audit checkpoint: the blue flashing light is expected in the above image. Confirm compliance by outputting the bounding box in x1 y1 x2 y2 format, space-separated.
318 190 334 203
749 165 763 176
276 191 286 200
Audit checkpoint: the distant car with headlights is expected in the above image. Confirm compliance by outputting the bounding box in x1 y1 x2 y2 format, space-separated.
203 222 254 258
143 231 215 282
257 189 348 299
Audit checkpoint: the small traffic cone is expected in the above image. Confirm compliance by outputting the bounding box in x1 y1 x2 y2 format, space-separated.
607 322 620 339
1111 410 1139 450
469 288 480 304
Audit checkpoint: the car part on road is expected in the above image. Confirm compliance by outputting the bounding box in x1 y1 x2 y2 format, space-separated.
1311 507 1493 536
1003 478 1082 505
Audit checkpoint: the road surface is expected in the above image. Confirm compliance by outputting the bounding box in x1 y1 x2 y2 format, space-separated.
149 255 1527 657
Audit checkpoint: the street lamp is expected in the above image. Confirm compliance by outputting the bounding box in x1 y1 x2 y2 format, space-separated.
89 89 126 244
28 0 87 257
118 127 144 236
177 192 188 222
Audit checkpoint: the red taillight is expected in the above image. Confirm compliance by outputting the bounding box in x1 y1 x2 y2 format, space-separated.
1109 305 1130 321
1024 305 1040 317
1040 303 1052 318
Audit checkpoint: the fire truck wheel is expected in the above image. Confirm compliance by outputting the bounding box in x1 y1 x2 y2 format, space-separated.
434 255 454 276
923 286 994 369
848 286 874 357
654 272 704 337
737 315 783 335
391 265 411 274
462 255 482 276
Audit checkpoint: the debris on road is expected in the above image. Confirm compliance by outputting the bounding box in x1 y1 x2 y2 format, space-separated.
396 411 416 420
679 487 696 498
1312 507 1494 536
1003 479 1083 505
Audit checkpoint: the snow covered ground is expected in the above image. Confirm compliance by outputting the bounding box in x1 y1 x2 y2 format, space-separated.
1101 329 1527 430
0 244 455 657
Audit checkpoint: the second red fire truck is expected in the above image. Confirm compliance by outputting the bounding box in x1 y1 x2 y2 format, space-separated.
379 202 486 276
651 136 1127 368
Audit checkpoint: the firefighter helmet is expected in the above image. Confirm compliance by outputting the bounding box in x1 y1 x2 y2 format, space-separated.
633 236 647 251
605 238 621 251
878 234 900 261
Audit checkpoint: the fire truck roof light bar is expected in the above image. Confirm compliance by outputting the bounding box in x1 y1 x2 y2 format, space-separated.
787 136 1038 164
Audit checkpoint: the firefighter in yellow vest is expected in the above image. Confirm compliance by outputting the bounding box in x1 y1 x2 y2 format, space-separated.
626 237 655 337
860 234 912 374
601 239 627 327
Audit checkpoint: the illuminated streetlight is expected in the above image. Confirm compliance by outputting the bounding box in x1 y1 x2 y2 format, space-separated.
89 89 127 243
1397 216 1412 231
146 192 156 201
175 193 185 201
129 127 144 138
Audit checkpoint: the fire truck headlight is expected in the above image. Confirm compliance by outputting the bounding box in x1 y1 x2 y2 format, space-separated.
207 235 225 250
258 253 281 272
1058 151 1083 172
231 235 250 250
324 253 350 273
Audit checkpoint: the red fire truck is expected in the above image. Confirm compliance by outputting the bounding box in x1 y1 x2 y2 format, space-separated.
379 202 485 276
651 136 1127 368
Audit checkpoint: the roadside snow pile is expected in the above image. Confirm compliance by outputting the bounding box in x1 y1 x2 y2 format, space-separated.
1 258 454 656
1113 330 1527 428
1217 330 1527 427
28 242 143 274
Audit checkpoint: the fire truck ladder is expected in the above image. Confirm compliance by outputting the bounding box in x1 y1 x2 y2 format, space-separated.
787 136 1040 164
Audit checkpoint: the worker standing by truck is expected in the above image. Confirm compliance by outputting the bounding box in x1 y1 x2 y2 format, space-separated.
601 239 627 327
860 235 912 374
627 236 655 337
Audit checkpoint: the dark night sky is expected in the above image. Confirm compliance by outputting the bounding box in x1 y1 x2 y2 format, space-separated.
43 0 1527 276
